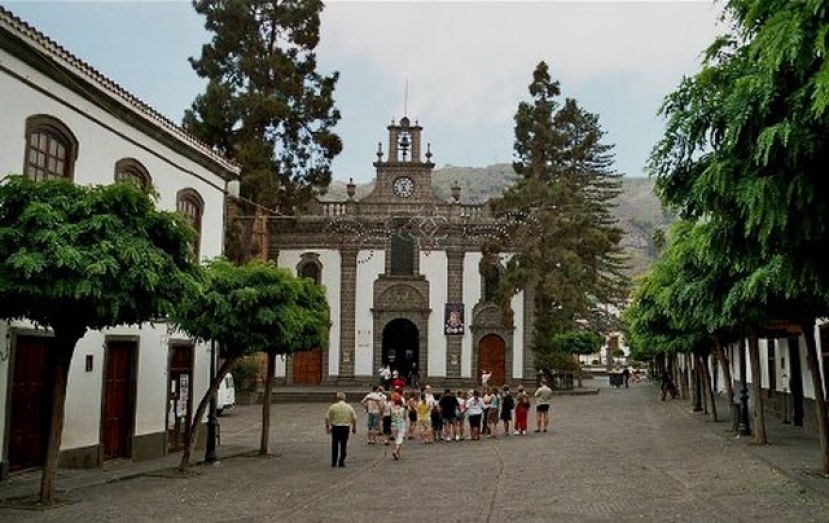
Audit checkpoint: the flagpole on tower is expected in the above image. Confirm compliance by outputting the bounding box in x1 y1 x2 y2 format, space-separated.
404 78 408 117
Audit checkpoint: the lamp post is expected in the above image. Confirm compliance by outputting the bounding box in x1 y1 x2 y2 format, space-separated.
738 341 752 436
205 340 219 463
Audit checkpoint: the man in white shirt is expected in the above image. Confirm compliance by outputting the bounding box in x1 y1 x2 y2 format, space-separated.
360 386 384 444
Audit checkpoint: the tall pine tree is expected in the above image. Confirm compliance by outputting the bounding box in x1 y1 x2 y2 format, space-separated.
184 0 341 212
490 62 627 361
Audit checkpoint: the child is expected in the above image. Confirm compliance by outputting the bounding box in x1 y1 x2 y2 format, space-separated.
514 386 530 435
500 385 514 436
430 401 443 442
416 394 433 443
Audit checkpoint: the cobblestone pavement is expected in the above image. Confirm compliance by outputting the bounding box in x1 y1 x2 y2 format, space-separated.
2 382 828 522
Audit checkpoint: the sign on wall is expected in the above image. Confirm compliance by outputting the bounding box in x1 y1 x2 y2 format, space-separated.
444 303 465 335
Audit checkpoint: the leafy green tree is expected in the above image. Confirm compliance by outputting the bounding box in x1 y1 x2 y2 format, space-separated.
0 176 199 504
551 330 603 388
173 258 329 469
184 0 342 212
488 61 627 364
650 0 829 464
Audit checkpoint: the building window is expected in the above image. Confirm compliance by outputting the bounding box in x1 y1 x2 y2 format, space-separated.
177 188 204 259
23 115 78 181
297 254 322 284
390 232 415 276
114 158 152 190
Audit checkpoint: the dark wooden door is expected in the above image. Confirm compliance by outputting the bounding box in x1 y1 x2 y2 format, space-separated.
103 341 135 460
9 336 53 471
478 334 506 386
293 348 322 384
167 344 193 452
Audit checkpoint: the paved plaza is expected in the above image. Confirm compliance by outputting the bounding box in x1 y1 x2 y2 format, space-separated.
2 382 828 522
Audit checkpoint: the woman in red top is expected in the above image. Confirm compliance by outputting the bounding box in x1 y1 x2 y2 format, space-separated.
391 370 406 390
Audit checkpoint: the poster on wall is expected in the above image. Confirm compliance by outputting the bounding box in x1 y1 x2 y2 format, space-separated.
444 303 464 335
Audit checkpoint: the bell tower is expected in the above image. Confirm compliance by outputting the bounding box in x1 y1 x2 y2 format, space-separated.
365 116 437 205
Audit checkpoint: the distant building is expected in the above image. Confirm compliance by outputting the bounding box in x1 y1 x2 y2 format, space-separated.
269 117 536 387
0 7 238 477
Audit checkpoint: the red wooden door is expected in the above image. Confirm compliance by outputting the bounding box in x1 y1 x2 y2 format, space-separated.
478 334 506 386
167 344 193 452
9 336 53 471
103 341 135 460
293 348 322 384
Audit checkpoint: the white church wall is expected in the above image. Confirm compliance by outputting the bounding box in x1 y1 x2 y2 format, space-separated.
276 249 342 377
356 250 385 376
421 251 448 377
461 252 483 378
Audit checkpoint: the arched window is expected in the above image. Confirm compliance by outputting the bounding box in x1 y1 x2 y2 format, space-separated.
297 254 322 284
23 115 78 181
114 158 152 190
177 188 204 259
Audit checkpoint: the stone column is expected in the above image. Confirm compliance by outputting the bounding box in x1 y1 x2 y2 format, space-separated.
445 248 464 380
338 246 358 383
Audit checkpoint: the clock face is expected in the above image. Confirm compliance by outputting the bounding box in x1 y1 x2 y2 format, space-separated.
393 176 414 198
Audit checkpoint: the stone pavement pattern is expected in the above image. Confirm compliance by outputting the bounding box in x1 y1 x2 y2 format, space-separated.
1 383 828 522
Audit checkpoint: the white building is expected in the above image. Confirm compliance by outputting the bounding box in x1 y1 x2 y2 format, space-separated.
0 7 239 476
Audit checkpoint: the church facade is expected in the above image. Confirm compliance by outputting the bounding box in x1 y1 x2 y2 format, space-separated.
270 117 535 387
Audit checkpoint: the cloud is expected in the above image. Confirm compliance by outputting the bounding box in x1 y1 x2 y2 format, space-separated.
319 2 724 129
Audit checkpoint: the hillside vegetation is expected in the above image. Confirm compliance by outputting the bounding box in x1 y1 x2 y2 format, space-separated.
324 164 672 277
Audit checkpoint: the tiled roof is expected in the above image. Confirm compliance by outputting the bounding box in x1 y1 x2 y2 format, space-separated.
0 5 240 177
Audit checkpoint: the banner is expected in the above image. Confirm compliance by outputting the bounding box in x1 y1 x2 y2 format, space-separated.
444 303 464 335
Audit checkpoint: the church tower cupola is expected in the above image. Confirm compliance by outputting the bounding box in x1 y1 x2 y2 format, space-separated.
379 116 432 166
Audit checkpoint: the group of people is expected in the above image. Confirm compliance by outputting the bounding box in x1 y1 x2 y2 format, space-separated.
324 381 555 467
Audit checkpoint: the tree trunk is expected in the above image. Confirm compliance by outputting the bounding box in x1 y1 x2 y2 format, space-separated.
747 330 768 445
698 353 709 414
678 354 689 400
799 319 829 474
700 350 718 422
39 335 79 505
690 354 702 411
260 352 276 455
179 357 238 471
714 334 735 406
574 354 583 389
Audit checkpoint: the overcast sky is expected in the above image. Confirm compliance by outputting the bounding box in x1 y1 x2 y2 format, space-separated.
5 1 724 182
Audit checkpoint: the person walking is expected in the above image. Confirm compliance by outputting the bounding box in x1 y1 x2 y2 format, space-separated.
407 390 418 440
514 386 530 435
534 380 553 433
325 392 357 468
379 387 393 445
466 390 484 440
500 385 514 436
622 366 631 388
360 386 384 445
390 396 407 460
487 387 501 438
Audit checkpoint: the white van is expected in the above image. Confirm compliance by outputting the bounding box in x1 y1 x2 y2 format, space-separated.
217 373 236 415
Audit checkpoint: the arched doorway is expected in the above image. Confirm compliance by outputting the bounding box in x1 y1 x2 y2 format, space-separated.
478 334 506 386
382 319 419 379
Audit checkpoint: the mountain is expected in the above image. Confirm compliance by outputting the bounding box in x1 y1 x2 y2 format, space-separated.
323 164 671 277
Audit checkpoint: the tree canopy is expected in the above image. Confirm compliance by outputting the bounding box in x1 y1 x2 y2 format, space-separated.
488 61 627 356
184 0 341 211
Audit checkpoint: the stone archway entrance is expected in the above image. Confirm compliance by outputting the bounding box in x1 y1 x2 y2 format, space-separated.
382 319 419 378
478 334 506 386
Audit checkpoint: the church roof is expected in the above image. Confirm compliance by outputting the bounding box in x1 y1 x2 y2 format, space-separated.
0 5 240 180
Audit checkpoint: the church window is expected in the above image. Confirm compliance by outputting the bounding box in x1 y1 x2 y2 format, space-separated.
390 232 415 276
24 115 78 181
177 188 204 259
298 256 322 284
114 158 152 190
